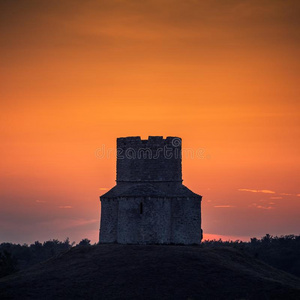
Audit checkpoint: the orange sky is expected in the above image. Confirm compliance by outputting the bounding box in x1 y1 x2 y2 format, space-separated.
1 0 299 244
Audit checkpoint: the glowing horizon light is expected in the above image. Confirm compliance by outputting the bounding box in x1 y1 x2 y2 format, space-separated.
238 189 276 194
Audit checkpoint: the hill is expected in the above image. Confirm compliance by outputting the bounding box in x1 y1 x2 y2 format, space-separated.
0 244 300 299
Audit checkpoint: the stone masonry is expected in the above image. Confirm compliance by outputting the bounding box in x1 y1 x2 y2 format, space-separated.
99 136 203 244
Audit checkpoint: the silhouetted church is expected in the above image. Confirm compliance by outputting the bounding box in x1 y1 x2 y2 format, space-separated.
99 136 202 244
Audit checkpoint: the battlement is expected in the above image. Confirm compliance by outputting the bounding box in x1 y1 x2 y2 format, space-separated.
117 136 181 147
116 136 182 182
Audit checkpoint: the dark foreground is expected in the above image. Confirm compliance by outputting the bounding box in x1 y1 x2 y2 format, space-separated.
1 244 300 300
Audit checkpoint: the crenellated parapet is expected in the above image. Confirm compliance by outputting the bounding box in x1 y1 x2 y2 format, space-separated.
116 136 182 182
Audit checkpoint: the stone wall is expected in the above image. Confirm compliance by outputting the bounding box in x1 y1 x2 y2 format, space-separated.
171 197 202 244
117 197 172 244
99 198 118 243
116 136 182 182
100 196 202 245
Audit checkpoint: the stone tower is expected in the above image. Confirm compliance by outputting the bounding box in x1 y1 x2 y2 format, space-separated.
99 136 203 245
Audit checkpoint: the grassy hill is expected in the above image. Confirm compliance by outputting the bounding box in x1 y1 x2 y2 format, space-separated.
1 244 300 299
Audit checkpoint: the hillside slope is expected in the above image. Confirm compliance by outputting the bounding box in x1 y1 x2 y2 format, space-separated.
1 244 300 299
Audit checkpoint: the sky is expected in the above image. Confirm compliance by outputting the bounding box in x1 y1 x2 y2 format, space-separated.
0 0 299 244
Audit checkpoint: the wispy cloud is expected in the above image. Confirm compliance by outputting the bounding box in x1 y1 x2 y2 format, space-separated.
280 193 292 196
99 187 108 191
214 205 235 208
270 196 282 199
238 189 275 194
250 203 274 210
256 205 274 210
58 206 72 209
36 200 46 203
260 190 276 194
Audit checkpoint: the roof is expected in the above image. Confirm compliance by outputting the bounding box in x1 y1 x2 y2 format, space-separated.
100 183 201 198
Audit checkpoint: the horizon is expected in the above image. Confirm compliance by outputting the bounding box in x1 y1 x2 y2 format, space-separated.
1 0 299 245
1 232 292 246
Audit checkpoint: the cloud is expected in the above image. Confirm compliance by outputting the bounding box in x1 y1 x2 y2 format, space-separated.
250 203 274 210
238 189 275 194
36 200 46 203
279 193 292 196
269 196 282 199
256 205 274 210
238 189 257 192
260 190 276 194
99 187 108 190
58 206 72 209
214 205 235 208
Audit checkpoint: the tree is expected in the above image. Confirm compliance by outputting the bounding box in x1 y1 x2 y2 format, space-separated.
0 250 17 278
78 239 91 246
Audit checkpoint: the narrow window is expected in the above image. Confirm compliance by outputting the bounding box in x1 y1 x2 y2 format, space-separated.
140 202 143 214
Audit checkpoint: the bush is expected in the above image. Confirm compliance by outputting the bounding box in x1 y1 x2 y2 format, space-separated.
0 250 17 278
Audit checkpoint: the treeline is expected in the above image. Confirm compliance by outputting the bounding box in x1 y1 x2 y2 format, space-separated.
0 238 91 278
1 235 299 279
202 234 300 277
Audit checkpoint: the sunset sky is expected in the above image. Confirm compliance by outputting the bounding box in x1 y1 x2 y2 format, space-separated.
1 0 299 244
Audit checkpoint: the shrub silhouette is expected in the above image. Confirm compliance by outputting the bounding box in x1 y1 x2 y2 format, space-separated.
202 234 300 277
0 250 17 278
78 238 91 246
0 235 299 277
